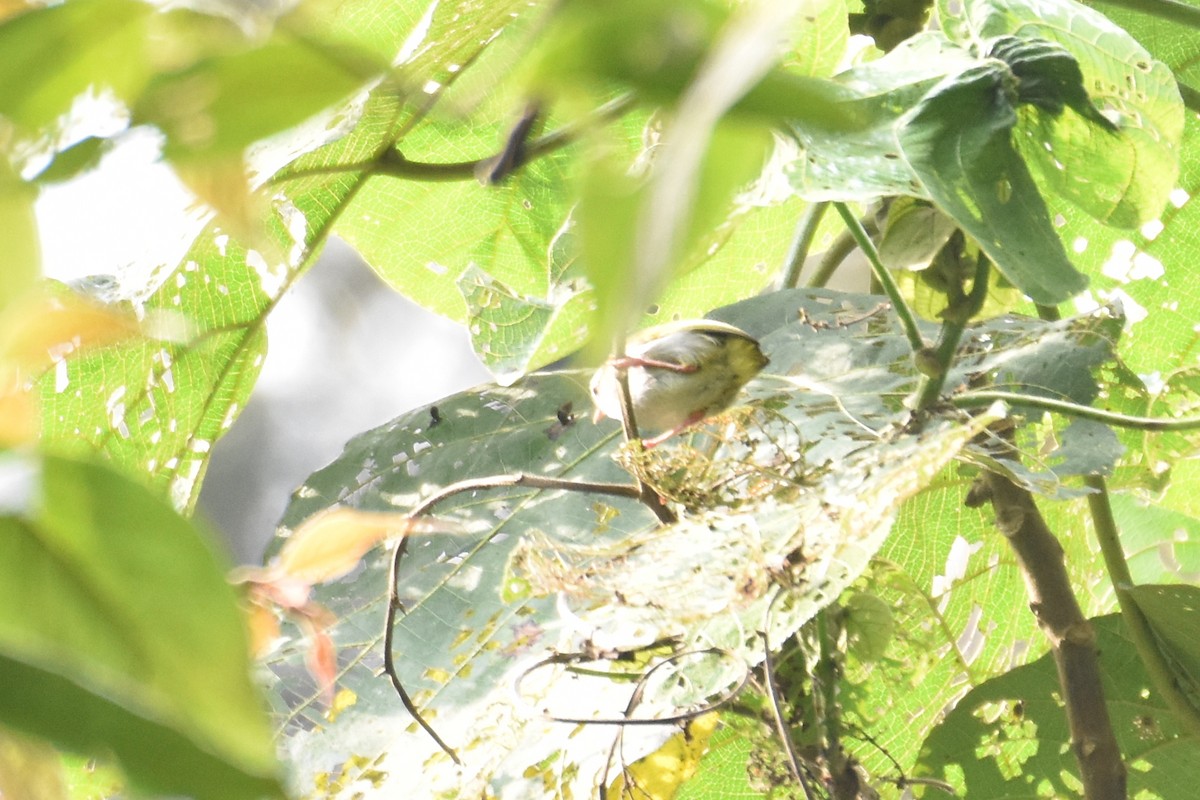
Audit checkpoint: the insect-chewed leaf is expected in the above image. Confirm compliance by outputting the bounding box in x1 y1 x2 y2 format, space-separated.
262 289 1116 799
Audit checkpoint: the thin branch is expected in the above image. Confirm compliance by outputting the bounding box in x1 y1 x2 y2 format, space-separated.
1084 476 1200 739
952 389 1200 431
612 343 680 525
778 202 830 290
832 202 926 355
763 591 815 800
980 465 1126 799
523 649 748 726
382 554 462 763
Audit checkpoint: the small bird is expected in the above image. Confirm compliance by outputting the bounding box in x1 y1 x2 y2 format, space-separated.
590 320 769 448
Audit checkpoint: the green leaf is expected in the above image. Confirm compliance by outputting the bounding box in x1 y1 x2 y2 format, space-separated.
987 35 1113 129
35 234 270 510
1127 584 1200 707
963 0 1183 228
456 259 592 383
137 34 377 159
843 591 895 663
786 31 975 201
0 0 152 132
917 614 1199 797
265 291 1127 797
967 419 1124 500
0 453 280 799
898 62 1089 305
950 302 1121 407
29 137 108 186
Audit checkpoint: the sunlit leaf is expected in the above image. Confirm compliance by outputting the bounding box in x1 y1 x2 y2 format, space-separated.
964 0 1183 228
917 614 1199 797
34 234 270 511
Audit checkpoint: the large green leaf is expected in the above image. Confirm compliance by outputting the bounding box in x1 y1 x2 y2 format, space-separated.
260 289 1133 797
35 234 271 511
964 0 1183 228
32 0 537 508
917 614 1199 797
0 453 280 798
1127 583 1200 708
898 62 1089 305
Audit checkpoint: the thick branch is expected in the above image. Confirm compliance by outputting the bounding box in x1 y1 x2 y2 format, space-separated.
981 469 1126 800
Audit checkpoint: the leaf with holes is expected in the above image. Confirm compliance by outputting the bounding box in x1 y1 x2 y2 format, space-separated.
917 614 1199 797
962 0 1183 228
257 289 1144 798
898 62 1089 306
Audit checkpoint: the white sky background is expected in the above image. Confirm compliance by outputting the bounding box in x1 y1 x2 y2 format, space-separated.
37 133 491 562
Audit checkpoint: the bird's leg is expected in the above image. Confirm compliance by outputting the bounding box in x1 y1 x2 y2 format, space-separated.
608 355 699 373
641 410 708 449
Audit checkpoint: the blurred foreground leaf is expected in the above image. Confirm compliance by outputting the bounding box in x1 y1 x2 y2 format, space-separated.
0 453 281 799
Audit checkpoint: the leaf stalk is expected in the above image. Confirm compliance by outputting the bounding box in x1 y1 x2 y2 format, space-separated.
832 203 925 354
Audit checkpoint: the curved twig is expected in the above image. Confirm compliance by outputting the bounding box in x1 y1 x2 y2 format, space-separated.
382 472 657 762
